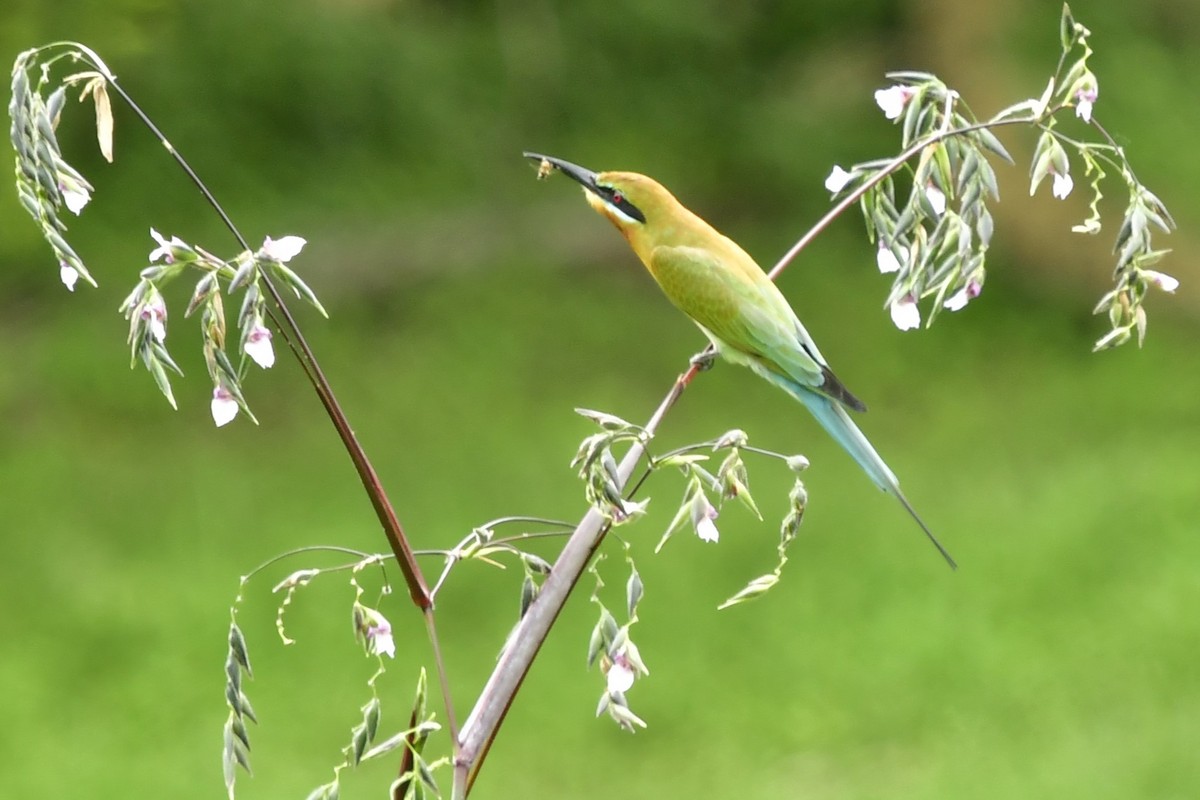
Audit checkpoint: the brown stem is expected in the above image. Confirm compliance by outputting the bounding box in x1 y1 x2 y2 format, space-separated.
77 46 432 610
766 116 1032 282
455 362 699 795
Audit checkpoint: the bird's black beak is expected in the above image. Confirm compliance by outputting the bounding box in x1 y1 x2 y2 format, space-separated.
524 152 601 194
524 151 648 224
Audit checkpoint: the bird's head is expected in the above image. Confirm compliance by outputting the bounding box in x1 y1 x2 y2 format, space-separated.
525 153 681 235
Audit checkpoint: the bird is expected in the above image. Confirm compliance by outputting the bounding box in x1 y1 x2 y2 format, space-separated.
525 152 955 569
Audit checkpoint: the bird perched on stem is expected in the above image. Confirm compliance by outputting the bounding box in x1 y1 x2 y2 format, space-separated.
526 152 955 569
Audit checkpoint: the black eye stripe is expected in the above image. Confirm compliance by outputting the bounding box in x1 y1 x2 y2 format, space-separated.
599 187 646 222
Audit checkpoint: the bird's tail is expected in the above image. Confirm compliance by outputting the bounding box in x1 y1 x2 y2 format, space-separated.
781 381 957 569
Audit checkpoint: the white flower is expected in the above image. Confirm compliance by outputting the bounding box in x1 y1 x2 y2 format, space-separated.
211 386 239 427
148 228 188 264
1075 85 1098 123
604 641 648 694
874 85 915 120
824 165 852 194
1142 270 1179 293
690 491 720 543
943 279 982 311
244 323 275 369
354 605 397 659
785 454 810 472
925 184 947 215
1052 171 1073 199
60 263 79 292
59 177 91 215
367 619 396 659
890 293 921 331
616 497 650 522
876 244 903 274
140 293 168 343
606 653 636 694
260 235 306 262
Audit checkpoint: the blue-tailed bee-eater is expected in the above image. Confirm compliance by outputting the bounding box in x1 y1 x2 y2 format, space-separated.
527 152 955 568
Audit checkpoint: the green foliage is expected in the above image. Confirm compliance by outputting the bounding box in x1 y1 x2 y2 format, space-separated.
3 260 1197 798
2 1 1197 798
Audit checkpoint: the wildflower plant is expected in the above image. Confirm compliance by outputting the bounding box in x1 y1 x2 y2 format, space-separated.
822 5 1177 350
8 6 1179 799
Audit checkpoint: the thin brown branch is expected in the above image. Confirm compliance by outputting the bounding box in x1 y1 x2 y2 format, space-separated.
70 44 432 611
456 362 700 794
766 116 1032 282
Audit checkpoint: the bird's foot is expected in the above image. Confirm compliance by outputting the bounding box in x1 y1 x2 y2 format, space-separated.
689 349 717 372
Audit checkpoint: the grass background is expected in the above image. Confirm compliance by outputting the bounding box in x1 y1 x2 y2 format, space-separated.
2 1 1198 798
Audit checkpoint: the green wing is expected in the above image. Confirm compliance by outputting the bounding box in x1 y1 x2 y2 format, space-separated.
649 244 865 410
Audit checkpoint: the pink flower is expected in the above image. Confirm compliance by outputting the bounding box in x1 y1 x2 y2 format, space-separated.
366 618 395 659
1075 85 1098 123
603 640 648 694
606 651 636 694
244 323 275 369
211 386 239 427
58 175 91 215
874 85 916 120
690 492 720 543
890 293 921 331
1142 270 1179 293
260 235 306 262
355 605 396 659
148 228 188 264
140 293 167 343
943 279 982 311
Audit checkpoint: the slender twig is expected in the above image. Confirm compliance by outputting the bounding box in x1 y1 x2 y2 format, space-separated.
430 517 577 600
766 115 1035 282
622 464 656 503
38 42 460 770
483 516 577 530
488 529 576 547
242 545 376 582
59 42 432 611
740 444 793 461
423 609 459 744
455 362 701 794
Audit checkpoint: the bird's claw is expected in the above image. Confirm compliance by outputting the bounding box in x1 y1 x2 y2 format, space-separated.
689 350 717 371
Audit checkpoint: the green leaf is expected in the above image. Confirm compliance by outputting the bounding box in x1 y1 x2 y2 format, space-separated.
626 568 643 618
586 621 604 668
1060 3 1077 51
655 481 698 553
267 261 328 317
90 78 114 163
575 407 641 432
717 573 781 610
364 698 381 741
237 691 258 724
148 356 178 410
228 623 252 676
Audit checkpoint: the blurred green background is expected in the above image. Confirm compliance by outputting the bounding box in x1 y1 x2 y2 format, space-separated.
2 1 1198 798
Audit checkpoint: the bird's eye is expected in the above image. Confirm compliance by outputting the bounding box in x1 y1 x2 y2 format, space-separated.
598 185 646 224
